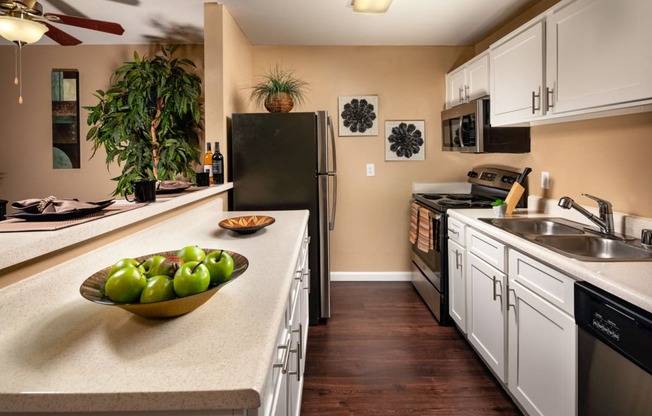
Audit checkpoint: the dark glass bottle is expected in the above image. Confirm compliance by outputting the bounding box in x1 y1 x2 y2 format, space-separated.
212 141 224 185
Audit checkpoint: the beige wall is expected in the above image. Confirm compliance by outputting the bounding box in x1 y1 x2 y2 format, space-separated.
0 44 204 207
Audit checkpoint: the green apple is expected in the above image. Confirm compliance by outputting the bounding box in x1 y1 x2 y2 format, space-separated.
104 266 147 303
156 256 184 278
173 261 210 297
139 275 176 303
108 258 142 277
177 245 206 263
140 255 166 278
203 250 235 285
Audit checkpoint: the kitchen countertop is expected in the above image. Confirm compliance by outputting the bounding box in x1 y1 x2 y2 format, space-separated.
0 199 309 414
448 208 652 313
0 183 233 273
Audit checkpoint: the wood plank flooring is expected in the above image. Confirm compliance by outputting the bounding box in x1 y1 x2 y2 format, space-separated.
301 282 523 415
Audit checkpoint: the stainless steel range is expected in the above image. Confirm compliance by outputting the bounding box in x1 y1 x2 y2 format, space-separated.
410 166 527 324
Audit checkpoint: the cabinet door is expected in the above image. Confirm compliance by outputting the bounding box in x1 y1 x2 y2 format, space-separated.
446 67 467 109
448 240 467 333
466 53 489 101
490 20 545 125
467 252 506 382
507 279 576 416
547 0 652 114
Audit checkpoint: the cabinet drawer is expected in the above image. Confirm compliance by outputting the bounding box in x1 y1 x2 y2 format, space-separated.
508 249 575 316
448 217 466 246
467 228 505 272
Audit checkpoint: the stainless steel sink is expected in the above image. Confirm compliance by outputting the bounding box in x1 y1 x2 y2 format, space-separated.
480 217 586 236
531 235 652 262
479 217 652 262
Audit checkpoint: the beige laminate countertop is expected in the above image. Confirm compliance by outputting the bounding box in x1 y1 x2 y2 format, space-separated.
448 208 652 313
0 183 233 272
0 199 310 414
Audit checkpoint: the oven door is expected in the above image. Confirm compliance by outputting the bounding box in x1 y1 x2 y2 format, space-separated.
410 203 444 322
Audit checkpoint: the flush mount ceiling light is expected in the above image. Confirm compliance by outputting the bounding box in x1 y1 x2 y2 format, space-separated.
351 0 394 14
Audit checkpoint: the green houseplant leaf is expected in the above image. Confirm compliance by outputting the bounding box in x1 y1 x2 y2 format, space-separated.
249 64 308 111
84 45 203 196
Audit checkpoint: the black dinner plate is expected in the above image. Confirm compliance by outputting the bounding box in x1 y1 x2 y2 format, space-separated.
7 200 115 222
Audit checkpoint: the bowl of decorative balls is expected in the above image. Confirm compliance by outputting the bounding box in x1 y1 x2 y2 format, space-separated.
80 246 248 318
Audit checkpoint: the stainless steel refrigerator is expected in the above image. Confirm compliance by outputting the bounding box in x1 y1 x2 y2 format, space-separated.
229 111 337 324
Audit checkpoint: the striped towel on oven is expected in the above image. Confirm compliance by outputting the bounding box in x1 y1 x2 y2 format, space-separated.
409 203 419 244
417 207 433 252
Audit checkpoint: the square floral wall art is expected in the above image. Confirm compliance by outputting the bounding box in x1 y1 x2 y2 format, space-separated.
385 120 425 161
338 95 378 136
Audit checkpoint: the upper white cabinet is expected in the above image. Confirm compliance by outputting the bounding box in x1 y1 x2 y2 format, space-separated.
490 20 545 125
490 0 652 126
445 52 489 109
546 0 652 114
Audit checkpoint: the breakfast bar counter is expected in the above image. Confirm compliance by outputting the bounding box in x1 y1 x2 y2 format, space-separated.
0 197 310 415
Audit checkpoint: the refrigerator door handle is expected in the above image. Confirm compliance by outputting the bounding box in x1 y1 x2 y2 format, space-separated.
328 115 337 174
329 172 337 231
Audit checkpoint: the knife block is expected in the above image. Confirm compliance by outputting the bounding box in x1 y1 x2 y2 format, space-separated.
504 182 525 216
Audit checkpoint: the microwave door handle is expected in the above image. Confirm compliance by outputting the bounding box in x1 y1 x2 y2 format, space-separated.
459 116 465 147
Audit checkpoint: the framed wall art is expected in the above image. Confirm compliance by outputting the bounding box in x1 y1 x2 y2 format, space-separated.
338 95 378 136
385 120 425 161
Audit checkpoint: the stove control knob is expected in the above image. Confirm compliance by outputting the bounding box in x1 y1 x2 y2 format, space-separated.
502 176 515 184
467 170 478 178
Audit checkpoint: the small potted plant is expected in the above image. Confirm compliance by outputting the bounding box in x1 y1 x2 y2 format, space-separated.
491 199 507 217
85 45 203 196
250 65 308 113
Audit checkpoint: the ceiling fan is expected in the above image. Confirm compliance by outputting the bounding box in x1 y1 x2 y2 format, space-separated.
0 0 124 46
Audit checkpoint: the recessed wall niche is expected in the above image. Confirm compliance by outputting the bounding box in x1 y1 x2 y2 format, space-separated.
51 70 80 169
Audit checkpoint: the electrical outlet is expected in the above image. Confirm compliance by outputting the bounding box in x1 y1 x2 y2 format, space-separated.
541 171 550 189
366 163 375 177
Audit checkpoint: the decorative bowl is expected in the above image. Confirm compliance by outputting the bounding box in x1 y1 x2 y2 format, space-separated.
79 249 248 318
219 215 275 234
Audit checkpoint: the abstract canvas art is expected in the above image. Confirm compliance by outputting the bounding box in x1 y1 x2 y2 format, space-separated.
385 120 425 161
338 95 378 136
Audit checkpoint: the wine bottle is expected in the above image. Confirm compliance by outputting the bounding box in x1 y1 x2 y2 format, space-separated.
203 142 213 184
212 141 224 185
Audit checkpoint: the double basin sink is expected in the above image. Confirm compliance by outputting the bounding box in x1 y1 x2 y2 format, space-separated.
479 217 652 262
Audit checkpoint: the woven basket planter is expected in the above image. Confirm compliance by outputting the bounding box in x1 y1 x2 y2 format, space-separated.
264 93 294 113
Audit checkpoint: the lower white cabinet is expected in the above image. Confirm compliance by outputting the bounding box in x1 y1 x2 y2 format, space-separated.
507 249 576 416
448 239 467 333
467 251 507 382
449 216 578 416
266 227 310 416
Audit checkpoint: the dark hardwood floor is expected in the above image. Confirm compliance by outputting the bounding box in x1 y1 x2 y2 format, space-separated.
301 282 523 415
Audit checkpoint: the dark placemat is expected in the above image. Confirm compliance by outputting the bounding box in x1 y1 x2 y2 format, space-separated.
0 203 148 233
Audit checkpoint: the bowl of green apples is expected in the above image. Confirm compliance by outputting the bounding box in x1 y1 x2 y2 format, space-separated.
80 246 248 318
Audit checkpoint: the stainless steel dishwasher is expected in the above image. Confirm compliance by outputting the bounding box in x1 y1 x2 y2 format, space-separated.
575 281 652 415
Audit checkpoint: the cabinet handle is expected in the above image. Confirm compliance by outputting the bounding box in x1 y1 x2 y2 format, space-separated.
455 250 462 270
304 269 311 292
292 324 303 359
458 87 464 103
449 229 459 236
531 88 541 114
546 87 554 110
288 342 301 382
273 338 291 372
506 287 516 312
492 276 502 302
464 84 470 101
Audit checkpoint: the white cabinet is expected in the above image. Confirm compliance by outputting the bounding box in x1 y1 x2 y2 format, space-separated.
266 226 310 416
466 228 507 382
490 0 652 126
490 20 545 125
448 217 467 332
445 52 489 109
507 250 577 416
546 0 652 115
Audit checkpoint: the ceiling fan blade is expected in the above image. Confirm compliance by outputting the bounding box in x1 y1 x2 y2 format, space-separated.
43 22 81 45
108 0 140 5
44 12 124 35
46 0 89 19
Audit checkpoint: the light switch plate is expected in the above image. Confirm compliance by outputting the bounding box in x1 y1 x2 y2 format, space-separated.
541 171 550 189
366 163 375 176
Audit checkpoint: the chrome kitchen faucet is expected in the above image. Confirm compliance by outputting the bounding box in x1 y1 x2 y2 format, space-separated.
558 193 616 237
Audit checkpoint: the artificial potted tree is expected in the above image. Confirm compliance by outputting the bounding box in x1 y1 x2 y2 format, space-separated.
250 65 308 113
85 45 203 196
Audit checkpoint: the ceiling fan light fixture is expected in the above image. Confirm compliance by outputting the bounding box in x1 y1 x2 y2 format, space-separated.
0 15 47 44
351 0 393 14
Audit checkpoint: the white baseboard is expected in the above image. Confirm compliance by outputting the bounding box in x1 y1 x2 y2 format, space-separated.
331 271 412 282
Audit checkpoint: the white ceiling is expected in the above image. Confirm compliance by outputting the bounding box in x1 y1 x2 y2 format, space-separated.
1 0 541 46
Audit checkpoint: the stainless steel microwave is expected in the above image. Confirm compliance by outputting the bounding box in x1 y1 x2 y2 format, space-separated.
441 97 530 153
